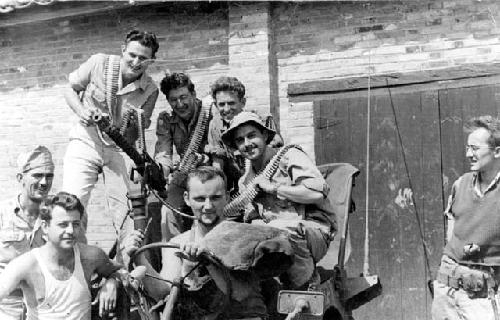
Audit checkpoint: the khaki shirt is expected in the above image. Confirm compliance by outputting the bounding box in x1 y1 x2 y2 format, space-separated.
154 99 211 170
240 148 336 234
0 196 45 314
0 197 44 267
206 111 283 194
68 53 159 146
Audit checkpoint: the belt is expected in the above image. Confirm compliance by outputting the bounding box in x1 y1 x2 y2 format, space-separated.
436 270 463 289
437 264 496 296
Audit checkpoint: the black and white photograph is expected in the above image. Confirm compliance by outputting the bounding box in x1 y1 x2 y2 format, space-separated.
0 1 499 319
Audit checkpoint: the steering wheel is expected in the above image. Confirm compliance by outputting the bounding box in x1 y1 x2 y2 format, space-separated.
131 242 233 320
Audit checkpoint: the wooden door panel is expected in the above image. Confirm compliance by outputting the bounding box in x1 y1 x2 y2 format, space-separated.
388 90 430 320
420 91 447 315
313 83 500 320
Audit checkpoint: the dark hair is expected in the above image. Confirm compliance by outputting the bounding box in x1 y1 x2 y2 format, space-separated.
210 76 246 100
40 192 84 221
186 166 227 192
465 115 500 148
125 29 159 58
160 72 195 97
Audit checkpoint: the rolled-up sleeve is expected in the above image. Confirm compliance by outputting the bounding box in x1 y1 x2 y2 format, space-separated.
68 54 102 91
284 148 330 197
154 111 174 170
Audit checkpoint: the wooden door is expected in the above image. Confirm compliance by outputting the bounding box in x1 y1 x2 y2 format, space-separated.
311 82 500 320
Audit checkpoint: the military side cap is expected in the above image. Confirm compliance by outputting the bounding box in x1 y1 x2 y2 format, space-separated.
17 145 54 173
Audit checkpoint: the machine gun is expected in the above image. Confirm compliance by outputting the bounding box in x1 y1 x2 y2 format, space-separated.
92 111 167 198
89 110 169 247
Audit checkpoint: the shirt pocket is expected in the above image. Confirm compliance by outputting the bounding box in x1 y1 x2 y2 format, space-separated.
0 230 28 254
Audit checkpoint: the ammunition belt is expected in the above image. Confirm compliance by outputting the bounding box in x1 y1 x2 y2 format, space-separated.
104 55 120 122
223 144 303 218
170 101 211 187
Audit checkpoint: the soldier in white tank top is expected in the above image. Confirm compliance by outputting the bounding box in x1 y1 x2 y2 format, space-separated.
27 244 91 320
0 194 120 320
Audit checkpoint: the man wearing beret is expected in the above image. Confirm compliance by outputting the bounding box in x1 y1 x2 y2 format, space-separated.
0 146 55 319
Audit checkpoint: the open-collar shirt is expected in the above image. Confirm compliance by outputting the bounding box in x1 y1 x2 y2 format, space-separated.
0 196 44 268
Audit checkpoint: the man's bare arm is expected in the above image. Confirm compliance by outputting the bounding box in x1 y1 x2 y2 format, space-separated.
446 216 454 243
0 253 32 301
254 176 324 204
122 231 171 301
444 178 459 244
132 253 171 301
91 247 121 278
63 85 95 126
88 246 122 317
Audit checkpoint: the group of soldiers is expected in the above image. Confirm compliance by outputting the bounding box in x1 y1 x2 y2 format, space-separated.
0 27 499 320
0 28 337 320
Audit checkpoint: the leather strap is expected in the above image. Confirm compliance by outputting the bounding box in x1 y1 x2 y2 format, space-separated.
436 270 462 289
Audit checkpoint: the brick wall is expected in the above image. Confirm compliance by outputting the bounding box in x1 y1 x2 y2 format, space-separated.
273 0 500 157
0 3 231 250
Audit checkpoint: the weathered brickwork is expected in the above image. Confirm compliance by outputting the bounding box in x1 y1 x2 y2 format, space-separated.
273 0 500 157
228 2 273 117
0 3 231 250
1 0 500 251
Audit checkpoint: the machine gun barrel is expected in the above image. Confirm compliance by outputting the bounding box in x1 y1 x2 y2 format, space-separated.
92 111 167 196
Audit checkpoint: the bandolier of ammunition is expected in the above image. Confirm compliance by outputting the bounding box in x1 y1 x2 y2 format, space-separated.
223 144 303 218
120 108 147 152
104 55 121 123
135 109 146 153
120 109 134 136
170 101 212 186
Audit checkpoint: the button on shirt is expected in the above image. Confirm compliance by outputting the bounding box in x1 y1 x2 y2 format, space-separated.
68 53 159 146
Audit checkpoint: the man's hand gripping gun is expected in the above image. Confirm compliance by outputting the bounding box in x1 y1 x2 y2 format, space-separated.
91 110 196 233
91 110 167 198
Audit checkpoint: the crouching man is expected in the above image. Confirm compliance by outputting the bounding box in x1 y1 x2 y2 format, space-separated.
123 167 267 320
0 192 120 320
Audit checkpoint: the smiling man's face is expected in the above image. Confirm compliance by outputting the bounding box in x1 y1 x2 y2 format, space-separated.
167 86 197 121
215 90 245 122
43 206 81 250
233 123 268 162
121 40 154 80
19 166 54 203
